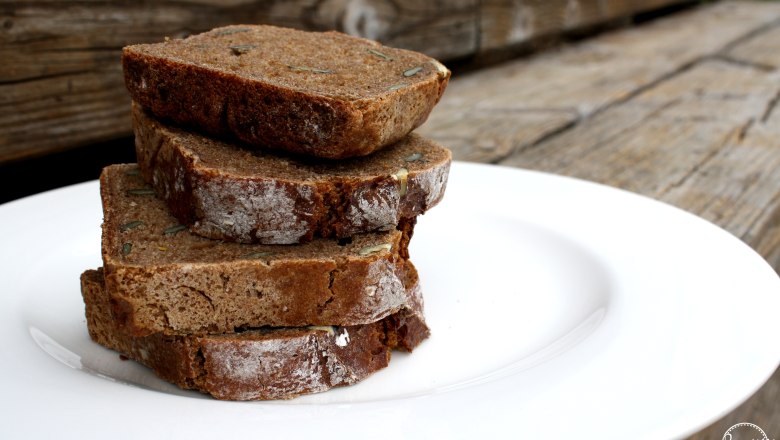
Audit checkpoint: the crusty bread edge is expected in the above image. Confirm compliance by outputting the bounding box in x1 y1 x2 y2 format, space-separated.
133 104 452 244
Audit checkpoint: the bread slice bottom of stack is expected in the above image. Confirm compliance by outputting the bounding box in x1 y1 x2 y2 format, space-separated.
80 24 452 400
80 111 451 401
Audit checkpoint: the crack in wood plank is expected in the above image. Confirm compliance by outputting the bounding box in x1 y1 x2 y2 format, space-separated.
718 16 780 53
499 97 681 168
761 87 780 122
743 187 780 245
711 54 776 72
488 117 579 164
480 51 704 165
656 123 746 199
735 118 756 144
724 17 780 73
737 117 755 142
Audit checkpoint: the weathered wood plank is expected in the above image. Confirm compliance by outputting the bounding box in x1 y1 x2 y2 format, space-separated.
0 68 129 160
266 0 480 59
0 0 685 163
419 1 780 163
478 0 678 52
478 0 702 53
499 58 780 221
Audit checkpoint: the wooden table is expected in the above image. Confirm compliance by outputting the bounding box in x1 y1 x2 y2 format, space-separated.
418 1 780 438
0 0 685 163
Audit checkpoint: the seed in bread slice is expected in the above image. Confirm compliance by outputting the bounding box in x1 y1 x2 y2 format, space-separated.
101 164 416 336
81 267 429 400
133 103 451 244
122 25 450 159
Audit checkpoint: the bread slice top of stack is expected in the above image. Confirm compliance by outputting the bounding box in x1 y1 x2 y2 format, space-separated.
122 24 451 159
82 264 429 400
133 103 451 244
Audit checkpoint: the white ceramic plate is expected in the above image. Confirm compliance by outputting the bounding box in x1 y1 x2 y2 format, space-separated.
1 162 778 439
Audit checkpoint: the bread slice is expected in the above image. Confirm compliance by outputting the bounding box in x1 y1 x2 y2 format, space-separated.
122 25 450 159
133 104 451 244
82 268 429 400
101 164 417 336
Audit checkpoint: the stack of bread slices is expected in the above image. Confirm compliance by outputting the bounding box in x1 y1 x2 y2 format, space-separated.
79 25 452 400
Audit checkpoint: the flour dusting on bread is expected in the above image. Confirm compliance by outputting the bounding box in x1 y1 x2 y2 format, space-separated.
345 182 399 235
202 334 325 399
193 178 313 244
133 104 451 244
363 258 407 321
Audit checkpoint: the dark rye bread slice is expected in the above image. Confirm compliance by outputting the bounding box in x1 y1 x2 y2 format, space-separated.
82 268 429 400
122 24 450 159
102 164 416 336
133 104 451 244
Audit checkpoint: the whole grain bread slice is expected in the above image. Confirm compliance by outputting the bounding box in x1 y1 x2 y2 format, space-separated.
102 164 417 336
133 104 451 244
122 25 450 159
82 268 429 400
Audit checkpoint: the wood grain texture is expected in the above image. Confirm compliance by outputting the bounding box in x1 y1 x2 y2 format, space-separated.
0 0 684 163
726 23 780 71
418 0 780 162
419 2 780 438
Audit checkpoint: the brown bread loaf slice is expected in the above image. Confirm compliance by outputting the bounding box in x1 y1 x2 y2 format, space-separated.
101 164 416 336
81 268 429 400
133 103 451 244
122 25 450 159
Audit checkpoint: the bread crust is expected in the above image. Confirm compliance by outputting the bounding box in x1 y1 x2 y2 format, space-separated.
101 164 417 336
122 25 450 159
133 104 451 244
82 268 429 400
